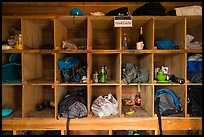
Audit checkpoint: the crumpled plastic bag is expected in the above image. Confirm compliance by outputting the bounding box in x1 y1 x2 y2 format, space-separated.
91 94 118 117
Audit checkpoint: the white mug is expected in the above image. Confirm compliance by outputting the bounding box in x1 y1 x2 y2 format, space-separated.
136 42 144 50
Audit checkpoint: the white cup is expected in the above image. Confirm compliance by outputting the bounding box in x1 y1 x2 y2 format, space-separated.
136 42 144 50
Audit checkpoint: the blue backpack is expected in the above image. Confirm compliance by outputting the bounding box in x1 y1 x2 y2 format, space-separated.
57 56 86 82
154 88 183 135
154 88 183 116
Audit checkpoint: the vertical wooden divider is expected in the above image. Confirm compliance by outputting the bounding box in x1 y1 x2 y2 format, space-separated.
143 17 154 49
21 20 25 118
184 85 188 117
87 16 92 117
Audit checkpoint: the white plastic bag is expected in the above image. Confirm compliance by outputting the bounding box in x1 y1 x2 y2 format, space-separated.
91 94 118 118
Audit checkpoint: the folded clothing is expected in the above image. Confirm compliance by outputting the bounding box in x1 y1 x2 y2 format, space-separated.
188 72 202 83
175 5 202 16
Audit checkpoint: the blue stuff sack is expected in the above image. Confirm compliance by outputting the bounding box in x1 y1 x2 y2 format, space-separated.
57 57 79 70
155 39 179 49
187 61 202 73
57 56 85 82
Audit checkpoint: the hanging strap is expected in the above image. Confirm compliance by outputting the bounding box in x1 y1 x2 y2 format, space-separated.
155 97 163 135
66 115 70 135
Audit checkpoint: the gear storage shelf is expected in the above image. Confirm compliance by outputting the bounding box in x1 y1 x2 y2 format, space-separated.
89 53 120 85
89 85 120 117
153 53 185 85
154 16 185 50
121 16 154 50
56 53 87 85
186 16 202 51
121 85 154 118
56 85 87 119
2 14 202 134
88 16 120 50
2 85 22 118
22 85 55 118
55 16 87 51
23 53 55 85
154 85 186 117
22 17 54 50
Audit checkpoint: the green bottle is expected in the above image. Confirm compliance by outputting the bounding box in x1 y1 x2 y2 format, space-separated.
99 65 107 83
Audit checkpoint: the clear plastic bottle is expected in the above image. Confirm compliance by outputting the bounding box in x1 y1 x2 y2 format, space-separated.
122 33 128 50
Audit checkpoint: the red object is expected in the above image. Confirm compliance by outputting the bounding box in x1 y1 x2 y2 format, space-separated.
135 95 141 106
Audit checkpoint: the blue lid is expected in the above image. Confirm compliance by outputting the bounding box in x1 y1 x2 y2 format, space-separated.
2 109 13 117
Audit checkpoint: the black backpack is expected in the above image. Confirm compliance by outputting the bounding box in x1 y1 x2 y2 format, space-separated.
105 7 130 16
133 2 166 16
187 86 202 117
154 88 183 135
58 89 87 134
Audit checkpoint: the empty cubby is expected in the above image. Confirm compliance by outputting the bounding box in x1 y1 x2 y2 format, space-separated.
55 16 87 50
88 16 120 50
22 18 54 50
154 16 185 49
22 85 55 118
23 53 54 84
2 85 22 118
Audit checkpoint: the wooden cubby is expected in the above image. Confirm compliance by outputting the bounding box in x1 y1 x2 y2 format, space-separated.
90 53 120 84
56 53 87 84
22 85 55 118
22 18 54 50
154 53 185 83
23 53 54 84
186 16 202 48
88 16 120 50
122 85 153 117
154 16 185 49
90 85 120 117
121 16 154 50
154 85 185 117
122 53 153 83
2 13 202 134
56 85 87 118
2 18 21 43
55 16 87 50
2 85 22 118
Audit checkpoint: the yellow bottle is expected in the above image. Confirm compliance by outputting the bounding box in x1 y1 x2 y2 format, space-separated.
16 34 22 49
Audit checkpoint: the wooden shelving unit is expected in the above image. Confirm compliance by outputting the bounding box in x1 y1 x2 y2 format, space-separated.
2 13 202 135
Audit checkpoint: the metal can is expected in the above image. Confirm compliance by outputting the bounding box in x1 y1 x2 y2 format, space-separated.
93 71 99 83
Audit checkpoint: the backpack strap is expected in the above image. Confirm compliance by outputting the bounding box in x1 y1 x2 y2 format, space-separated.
154 97 163 135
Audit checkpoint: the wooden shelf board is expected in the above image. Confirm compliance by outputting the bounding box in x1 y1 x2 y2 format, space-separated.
90 50 120 53
185 49 202 53
25 78 54 85
25 109 55 118
58 82 87 86
58 50 87 53
2 49 23 53
23 49 55 53
122 105 151 118
91 80 119 85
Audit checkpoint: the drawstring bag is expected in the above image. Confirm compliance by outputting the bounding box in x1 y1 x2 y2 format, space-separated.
155 39 179 49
